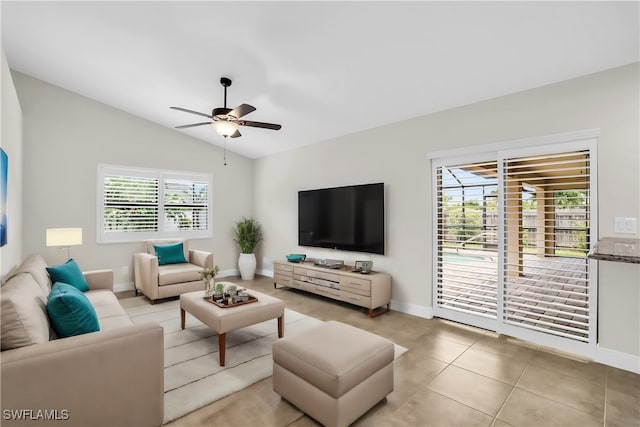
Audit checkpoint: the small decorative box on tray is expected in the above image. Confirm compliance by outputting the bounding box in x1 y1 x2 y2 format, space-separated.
203 291 258 308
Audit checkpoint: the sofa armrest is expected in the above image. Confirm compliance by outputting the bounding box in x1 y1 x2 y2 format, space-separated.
83 269 113 291
1 323 164 427
189 249 213 269
134 252 159 297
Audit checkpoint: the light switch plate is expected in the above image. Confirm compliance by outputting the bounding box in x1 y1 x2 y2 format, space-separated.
614 217 638 234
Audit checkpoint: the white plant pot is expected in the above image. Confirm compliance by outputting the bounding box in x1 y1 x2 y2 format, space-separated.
238 253 256 280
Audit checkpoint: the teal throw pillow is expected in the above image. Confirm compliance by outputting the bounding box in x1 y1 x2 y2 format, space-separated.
46 259 89 292
46 282 100 338
154 242 187 265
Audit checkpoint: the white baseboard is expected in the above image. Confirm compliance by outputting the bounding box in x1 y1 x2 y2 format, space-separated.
595 345 640 374
218 269 239 278
390 301 433 319
258 269 274 278
114 281 135 293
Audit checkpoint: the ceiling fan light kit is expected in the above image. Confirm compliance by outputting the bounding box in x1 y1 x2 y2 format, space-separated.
211 120 239 137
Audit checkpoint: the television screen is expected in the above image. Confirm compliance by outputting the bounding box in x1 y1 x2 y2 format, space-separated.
298 183 384 255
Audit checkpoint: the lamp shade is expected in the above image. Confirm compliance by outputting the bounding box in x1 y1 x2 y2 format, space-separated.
46 228 83 247
211 120 239 137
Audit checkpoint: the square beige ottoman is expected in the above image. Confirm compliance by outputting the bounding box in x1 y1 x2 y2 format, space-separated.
180 287 285 366
272 320 394 427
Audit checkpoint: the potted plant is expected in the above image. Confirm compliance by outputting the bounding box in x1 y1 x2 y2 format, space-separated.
214 282 225 298
200 265 220 296
233 217 263 280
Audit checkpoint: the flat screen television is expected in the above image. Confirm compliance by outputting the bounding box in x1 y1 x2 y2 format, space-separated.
298 183 385 255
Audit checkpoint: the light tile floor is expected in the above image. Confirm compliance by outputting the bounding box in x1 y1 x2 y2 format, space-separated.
122 275 640 427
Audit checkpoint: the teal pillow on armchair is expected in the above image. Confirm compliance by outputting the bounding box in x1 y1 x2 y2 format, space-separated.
46 259 90 292
153 242 187 265
46 282 100 338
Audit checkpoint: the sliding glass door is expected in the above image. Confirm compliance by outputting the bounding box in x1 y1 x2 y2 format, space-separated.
434 156 500 331
432 138 597 356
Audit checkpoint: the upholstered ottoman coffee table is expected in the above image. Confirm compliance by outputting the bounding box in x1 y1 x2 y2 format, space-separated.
272 320 394 427
180 286 285 366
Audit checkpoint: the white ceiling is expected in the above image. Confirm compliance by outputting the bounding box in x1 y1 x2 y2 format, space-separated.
2 1 639 159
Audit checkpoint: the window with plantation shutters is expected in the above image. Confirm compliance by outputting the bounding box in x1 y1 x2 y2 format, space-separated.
103 175 159 233
432 132 597 357
164 178 209 232
98 165 212 243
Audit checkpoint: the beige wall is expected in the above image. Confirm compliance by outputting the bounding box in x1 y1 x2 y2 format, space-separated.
12 72 254 289
255 64 640 360
0 51 23 280
7 61 639 366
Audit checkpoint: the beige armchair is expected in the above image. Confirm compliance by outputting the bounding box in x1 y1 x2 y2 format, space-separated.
134 238 213 304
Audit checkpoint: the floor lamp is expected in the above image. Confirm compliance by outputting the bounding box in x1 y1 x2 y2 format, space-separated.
46 228 83 261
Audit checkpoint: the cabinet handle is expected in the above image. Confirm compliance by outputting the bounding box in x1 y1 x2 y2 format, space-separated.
346 296 361 301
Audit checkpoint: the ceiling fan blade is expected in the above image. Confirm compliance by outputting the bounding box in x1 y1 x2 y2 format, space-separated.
175 122 211 129
228 104 256 119
240 120 282 130
170 106 212 119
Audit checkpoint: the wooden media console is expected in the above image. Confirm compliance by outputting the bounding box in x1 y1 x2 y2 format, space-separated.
273 260 391 317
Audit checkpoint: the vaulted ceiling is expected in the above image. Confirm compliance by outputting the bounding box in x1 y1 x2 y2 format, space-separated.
2 1 638 159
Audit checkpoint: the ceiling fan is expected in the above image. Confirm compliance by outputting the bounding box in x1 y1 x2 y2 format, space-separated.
170 77 282 138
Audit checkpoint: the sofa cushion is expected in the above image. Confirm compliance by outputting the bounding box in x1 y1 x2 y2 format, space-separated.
1 273 51 350
46 259 90 292
154 242 188 265
47 282 100 338
13 254 52 296
158 263 202 286
85 290 133 331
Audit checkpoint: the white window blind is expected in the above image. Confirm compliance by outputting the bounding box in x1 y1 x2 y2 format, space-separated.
436 160 499 319
163 178 209 232
98 165 212 243
104 175 159 232
502 150 591 342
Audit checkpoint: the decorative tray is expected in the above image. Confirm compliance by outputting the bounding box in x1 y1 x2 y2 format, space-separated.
203 294 258 308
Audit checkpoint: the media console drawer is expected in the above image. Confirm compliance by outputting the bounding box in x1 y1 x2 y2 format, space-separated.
340 277 371 296
293 266 341 283
340 290 371 308
274 260 391 318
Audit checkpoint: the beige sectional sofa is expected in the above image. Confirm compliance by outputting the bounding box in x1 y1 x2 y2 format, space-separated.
0 255 164 427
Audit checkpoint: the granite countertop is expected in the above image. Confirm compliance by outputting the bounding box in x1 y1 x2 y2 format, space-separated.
588 237 640 264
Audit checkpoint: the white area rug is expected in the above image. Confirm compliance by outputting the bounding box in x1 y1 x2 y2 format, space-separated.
121 296 408 424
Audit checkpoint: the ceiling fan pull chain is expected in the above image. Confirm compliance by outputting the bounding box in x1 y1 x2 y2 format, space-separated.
223 137 227 166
